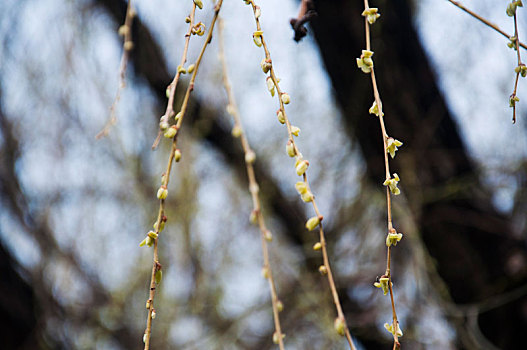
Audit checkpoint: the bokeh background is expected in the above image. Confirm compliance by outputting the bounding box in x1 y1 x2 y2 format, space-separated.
0 0 526 349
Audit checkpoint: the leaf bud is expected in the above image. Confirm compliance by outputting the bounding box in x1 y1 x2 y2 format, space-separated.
164 125 178 138
334 317 346 336
305 215 320 231
193 0 203 10
281 93 291 105
245 150 256 164
174 149 182 162
157 185 168 199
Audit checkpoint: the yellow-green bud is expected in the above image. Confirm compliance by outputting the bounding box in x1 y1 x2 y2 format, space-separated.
261 58 272 73
175 111 183 121
291 126 300 137
159 121 169 130
250 210 258 225
157 186 168 199
174 149 182 162
295 159 309 176
262 267 269 279
164 125 178 138
286 140 296 157
301 191 314 202
118 25 129 37
187 64 195 73
124 41 134 51
281 93 291 105
193 0 203 10
272 331 285 344
185 16 191 23
245 150 256 164
155 269 162 284
318 265 328 275
264 230 273 242
305 215 320 231
253 31 263 47
295 181 308 194
313 242 322 251
177 65 187 74
266 77 275 97
276 110 285 124
334 317 346 336
231 125 242 138
276 300 283 312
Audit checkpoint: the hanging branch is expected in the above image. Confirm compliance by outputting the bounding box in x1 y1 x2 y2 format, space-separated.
358 1 403 348
96 0 135 139
140 1 223 349
217 19 286 348
243 1 356 348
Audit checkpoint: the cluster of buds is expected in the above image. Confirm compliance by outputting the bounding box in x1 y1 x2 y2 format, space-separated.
356 50 374 73
515 64 527 77
386 137 403 158
507 36 518 50
362 7 381 24
383 173 401 195
507 1 523 17
191 22 206 36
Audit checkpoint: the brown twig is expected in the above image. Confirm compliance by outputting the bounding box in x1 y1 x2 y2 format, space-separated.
246 1 356 348
142 1 224 348
447 0 527 51
151 4 198 149
290 0 317 42
363 0 401 347
96 0 135 139
217 19 286 348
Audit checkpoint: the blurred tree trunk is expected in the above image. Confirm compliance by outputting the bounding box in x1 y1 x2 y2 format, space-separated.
310 0 527 348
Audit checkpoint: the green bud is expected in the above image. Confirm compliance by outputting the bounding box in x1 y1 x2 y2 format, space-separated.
334 317 346 336
305 216 320 231
193 0 203 10
155 269 163 284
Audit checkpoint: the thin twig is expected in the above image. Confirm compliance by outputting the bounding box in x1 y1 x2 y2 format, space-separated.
511 10 523 124
152 4 198 149
447 0 527 51
143 1 224 349
246 1 356 348
96 0 135 139
363 1 400 348
217 18 286 348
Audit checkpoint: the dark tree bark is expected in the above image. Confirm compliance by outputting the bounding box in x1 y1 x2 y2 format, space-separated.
310 0 527 348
